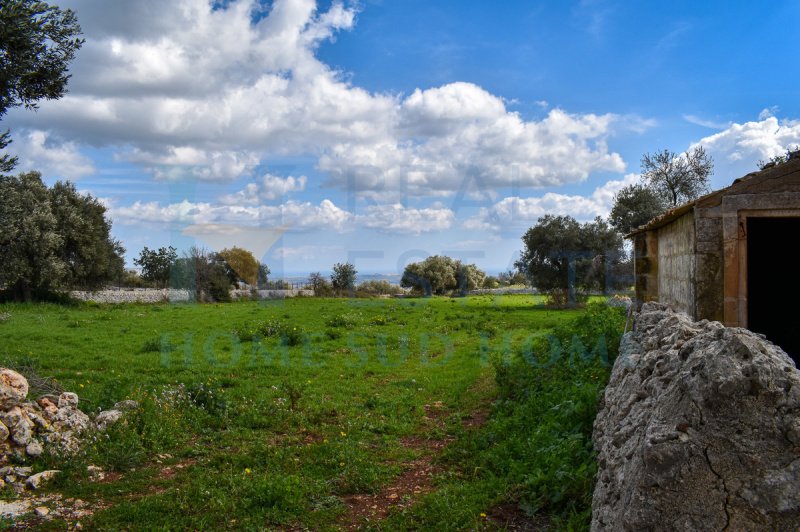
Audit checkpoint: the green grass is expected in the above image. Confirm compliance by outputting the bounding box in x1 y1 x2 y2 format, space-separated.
0 295 621 530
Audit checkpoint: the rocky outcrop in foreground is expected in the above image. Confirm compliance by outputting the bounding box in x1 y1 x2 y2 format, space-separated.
592 303 800 530
0 368 134 464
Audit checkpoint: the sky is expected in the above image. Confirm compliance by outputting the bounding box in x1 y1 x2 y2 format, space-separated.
5 0 800 277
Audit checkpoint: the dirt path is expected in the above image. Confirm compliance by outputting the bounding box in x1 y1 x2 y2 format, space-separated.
338 381 495 530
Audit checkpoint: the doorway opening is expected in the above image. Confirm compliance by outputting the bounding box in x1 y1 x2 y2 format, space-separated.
747 217 800 365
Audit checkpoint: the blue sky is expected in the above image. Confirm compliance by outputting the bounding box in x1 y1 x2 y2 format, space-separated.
5 0 800 277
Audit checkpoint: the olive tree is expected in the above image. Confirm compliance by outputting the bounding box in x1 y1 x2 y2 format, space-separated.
400 255 486 296
331 262 357 293
0 0 84 172
515 215 625 306
641 146 713 207
0 172 124 300
609 183 667 235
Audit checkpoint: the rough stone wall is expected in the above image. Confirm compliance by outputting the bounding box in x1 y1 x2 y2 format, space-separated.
592 303 800 531
633 232 659 305
70 288 314 303
693 208 724 322
656 212 696 317
70 289 191 304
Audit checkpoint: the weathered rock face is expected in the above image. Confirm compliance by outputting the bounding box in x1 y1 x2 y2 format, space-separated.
0 369 29 409
592 302 800 531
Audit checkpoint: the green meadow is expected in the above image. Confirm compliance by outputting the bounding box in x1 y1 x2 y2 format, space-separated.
0 295 624 530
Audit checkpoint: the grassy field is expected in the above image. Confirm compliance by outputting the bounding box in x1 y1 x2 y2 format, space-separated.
0 295 623 530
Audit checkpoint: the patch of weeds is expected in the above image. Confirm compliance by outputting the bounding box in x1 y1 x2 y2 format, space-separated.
281 380 305 411
369 315 390 326
281 326 305 347
313 438 393 495
363 394 380 410
93 420 147 472
233 319 305 346
325 329 342 340
140 334 175 353
325 312 361 329
186 380 229 417
243 474 308 515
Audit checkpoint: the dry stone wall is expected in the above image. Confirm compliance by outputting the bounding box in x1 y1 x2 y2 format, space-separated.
592 303 800 530
70 288 314 303
70 289 191 304
0 369 133 466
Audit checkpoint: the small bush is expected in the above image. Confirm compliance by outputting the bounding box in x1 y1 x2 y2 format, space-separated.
281 380 304 411
140 335 174 353
281 326 305 347
325 312 360 329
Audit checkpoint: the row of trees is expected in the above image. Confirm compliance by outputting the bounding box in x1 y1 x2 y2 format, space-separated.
131 245 272 302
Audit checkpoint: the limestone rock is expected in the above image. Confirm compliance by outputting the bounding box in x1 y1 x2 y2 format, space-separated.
25 470 59 490
25 440 43 457
52 404 91 433
0 421 8 441
95 409 123 431
592 303 800 530
37 396 59 417
57 392 79 409
34 506 49 517
10 416 33 446
0 369 28 409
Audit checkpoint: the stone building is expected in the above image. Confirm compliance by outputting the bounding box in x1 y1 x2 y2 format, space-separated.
628 153 800 362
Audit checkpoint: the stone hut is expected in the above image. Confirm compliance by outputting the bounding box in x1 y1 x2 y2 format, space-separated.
628 153 800 362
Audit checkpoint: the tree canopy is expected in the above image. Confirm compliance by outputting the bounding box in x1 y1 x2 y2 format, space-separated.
50 180 125 289
0 172 124 300
331 262 357 293
515 215 624 306
218 246 259 287
400 255 486 296
0 0 84 172
641 146 713 207
609 183 667 235
171 247 232 302
134 246 177 289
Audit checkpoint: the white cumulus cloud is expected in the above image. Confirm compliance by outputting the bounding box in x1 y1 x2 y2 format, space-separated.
465 173 639 232
111 198 353 231
7 130 95 180
220 174 308 204
356 203 455 235
692 115 800 183
7 0 627 194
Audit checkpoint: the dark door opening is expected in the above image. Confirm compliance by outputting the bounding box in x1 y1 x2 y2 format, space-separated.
747 217 800 365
